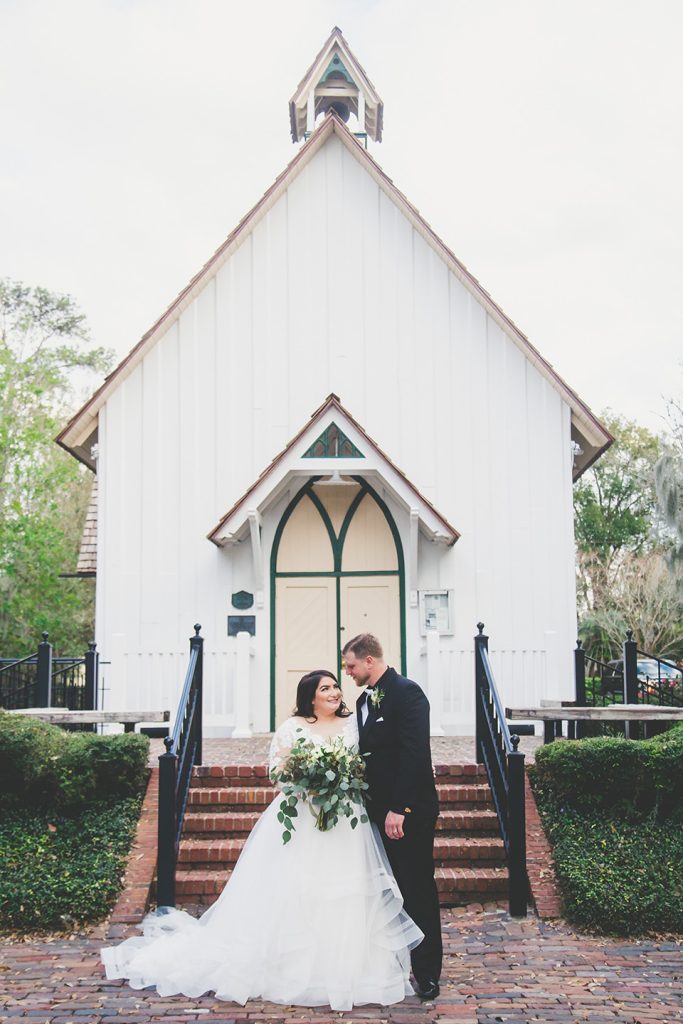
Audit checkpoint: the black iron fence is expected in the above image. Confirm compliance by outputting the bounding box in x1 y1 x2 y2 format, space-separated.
0 633 98 711
574 630 682 738
157 625 204 909
474 623 527 917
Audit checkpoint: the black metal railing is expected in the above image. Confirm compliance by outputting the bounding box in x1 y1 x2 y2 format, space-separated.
0 652 40 708
0 634 98 711
157 625 204 908
575 631 682 738
474 623 527 917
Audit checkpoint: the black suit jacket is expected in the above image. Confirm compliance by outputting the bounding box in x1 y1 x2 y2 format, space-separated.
357 667 439 826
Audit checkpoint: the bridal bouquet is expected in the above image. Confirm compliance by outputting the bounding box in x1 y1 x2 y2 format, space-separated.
270 732 369 843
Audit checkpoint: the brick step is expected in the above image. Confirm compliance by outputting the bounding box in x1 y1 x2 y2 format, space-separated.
434 784 493 810
187 783 492 813
177 834 506 870
174 866 507 908
434 764 488 779
190 763 489 787
435 866 508 901
192 765 272 788
187 787 276 810
436 809 500 835
183 810 263 836
182 806 501 839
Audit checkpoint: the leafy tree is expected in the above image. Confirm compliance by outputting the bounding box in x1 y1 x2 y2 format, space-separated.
574 413 662 565
574 413 663 618
578 551 683 661
655 398 683 600
0 280 113 655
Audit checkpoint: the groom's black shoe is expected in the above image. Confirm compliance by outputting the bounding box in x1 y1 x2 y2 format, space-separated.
414 978 440 1001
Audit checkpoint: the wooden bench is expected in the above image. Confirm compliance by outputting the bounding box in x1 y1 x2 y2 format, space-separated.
506 704 683 742
9 708 170 733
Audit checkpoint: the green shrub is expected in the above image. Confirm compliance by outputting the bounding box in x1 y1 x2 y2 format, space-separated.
0 798 142 930
541 810 683 935
529 723 683 821
0 711 149 811
530 725 683 935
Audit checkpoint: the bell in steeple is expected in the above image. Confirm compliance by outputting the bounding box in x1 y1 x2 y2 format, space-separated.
289 27 384 144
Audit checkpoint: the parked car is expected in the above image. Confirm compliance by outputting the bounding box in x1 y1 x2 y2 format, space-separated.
636 658 681 683
604 657 681 694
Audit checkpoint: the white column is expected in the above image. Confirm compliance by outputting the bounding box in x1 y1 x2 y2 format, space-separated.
232 631 253 738
409 508 419 607
248 510 263 608
426 628 445 736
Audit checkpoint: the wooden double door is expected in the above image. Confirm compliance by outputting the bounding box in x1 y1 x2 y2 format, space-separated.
273 479 403 726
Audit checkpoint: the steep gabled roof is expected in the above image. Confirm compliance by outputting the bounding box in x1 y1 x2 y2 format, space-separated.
208 393 460 547
57 111 611 477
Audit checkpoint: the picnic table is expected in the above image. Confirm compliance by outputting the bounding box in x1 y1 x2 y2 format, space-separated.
506 703 683 742
10 708 170 733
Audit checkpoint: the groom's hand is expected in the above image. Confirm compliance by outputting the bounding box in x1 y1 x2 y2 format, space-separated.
384 811 405 840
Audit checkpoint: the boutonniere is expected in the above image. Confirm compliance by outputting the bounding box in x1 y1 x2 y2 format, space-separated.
368 687 385 709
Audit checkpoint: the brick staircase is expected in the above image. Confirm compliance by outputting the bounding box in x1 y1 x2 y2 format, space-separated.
174 762 507 907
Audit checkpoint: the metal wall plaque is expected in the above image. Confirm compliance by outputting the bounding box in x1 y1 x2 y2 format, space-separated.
228 615 256 637
231 591 254 610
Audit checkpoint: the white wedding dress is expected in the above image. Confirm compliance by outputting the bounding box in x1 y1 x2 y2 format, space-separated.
101 715 423 1010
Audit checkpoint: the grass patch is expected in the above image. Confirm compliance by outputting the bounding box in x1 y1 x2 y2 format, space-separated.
0 797 143 931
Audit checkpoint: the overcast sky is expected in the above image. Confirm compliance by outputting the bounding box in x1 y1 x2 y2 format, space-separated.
2 0 681 434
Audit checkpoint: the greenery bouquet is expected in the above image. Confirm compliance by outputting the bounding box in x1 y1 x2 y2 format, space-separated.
270 732 369 843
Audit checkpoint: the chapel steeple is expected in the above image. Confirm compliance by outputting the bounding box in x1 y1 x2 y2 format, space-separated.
289 27 384 145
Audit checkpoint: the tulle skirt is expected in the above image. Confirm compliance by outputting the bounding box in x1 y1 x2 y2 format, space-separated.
101 794 424 1010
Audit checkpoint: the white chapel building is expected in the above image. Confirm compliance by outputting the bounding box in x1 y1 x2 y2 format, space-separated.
58 29 611 736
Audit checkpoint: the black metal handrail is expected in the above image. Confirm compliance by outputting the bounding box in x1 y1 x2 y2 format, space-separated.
156 625 204 908
474 623 527 917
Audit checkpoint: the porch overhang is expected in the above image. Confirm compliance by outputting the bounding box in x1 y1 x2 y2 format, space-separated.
208 395 460 548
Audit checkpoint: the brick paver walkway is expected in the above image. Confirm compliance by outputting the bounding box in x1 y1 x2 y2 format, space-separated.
147 734 543 767
2 905 682 1023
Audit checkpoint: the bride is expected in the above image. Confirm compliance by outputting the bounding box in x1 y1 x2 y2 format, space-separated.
101 669 424 1011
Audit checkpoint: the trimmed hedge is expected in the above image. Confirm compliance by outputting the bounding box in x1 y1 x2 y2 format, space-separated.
530 724 683 821
530 724 683 935
0 799 142 930
543 811 683 935
0 710 149 811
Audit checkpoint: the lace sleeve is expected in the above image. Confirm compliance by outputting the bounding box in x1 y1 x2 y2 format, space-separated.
344 713 359 750
268 718 301 778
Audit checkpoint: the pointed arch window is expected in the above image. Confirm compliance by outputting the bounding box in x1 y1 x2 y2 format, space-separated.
302 422 364 459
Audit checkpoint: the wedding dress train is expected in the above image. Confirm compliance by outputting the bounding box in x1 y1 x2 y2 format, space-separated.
101 716 423 1010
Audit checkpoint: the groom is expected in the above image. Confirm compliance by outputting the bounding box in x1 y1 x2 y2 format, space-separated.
342 633 442 1001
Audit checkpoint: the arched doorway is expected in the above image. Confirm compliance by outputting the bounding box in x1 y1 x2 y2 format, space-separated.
270 476 405 727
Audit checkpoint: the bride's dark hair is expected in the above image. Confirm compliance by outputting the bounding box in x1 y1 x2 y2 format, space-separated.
293 670 352 720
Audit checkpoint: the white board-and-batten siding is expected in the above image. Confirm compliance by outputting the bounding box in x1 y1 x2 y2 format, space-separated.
96 132 577 733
